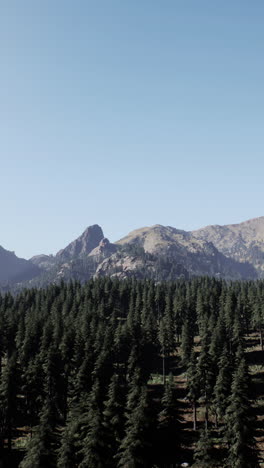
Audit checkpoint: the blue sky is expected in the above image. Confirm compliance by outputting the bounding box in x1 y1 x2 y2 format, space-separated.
1 1 264 258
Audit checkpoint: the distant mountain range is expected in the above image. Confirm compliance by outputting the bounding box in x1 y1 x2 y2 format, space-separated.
0 246 40 285
1 216 264 291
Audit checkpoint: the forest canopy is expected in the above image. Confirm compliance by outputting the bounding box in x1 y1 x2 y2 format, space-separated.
0 277 262 467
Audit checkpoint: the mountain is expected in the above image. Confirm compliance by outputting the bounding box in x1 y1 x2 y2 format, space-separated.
30 254 56 270
2 217 264 292
192 216 264 277
112 224 256 280
0 246 40 285
95 246 189 280
30 225 105 273
89 237 117 258
56 224 104 261
23 226 107 288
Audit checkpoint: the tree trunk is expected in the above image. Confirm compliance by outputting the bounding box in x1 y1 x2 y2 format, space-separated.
162 354 165 385
193 402 197 431
215 413 218 429
7 422 11 452
260 328 263 351
205 403 209 430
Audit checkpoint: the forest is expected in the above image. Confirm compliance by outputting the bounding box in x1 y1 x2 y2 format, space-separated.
0 277 263 467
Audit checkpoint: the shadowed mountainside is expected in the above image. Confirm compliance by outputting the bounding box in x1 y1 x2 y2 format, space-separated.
0 246 40 285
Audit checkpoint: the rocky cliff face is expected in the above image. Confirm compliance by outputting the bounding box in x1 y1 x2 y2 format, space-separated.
56 224 104 261
88 238 117 258
192 217 264 277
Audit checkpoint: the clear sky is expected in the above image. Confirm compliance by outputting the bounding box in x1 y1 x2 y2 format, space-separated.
1 1 264 259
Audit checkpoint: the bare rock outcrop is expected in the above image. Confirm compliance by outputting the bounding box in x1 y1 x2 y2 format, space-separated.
56 224 104 261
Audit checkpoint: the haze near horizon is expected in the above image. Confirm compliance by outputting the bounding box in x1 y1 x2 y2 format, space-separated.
1 1 263 258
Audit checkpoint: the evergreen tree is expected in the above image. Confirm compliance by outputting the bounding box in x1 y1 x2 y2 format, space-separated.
212 346 232 427
225 357 259 468
180 313 194 367
78 379 107 468
57 417 79 468
117 386 152 468
19 400 58 468
158 373 181 465
0 353 19 452
79 405 106 468
187 350 200 431
197 338 215 430
193 429 215 467
252 299 264 350
102 373 126 466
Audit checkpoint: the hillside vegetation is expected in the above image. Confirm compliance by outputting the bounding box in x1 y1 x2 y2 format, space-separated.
0 277 263 467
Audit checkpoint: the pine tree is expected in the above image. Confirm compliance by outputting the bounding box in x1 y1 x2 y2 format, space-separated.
79 406 106 468
57 408 89 468
19 400 58 468
0 353 19 452
180 313 194 367
157 318 167 384
224 357 259 468
117 386 152 468
173 295 184 343
78 379 107 468
158 373 181 465
193 429 215 467
57 421 77 468
42 345 65 420
252 299 264 350
209 316 227 367
187 350 200 431
212 346 232 427
224 290 237 354
197 339 215 430
196 292 208 340
21 353 45 429
102 373 126 466
163 292 176 355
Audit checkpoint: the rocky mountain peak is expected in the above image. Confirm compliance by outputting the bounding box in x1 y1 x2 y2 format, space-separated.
56 224 104 261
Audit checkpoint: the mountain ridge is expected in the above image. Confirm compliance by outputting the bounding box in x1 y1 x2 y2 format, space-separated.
0 245 41 285
1 216 264 291
192 216 264 276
